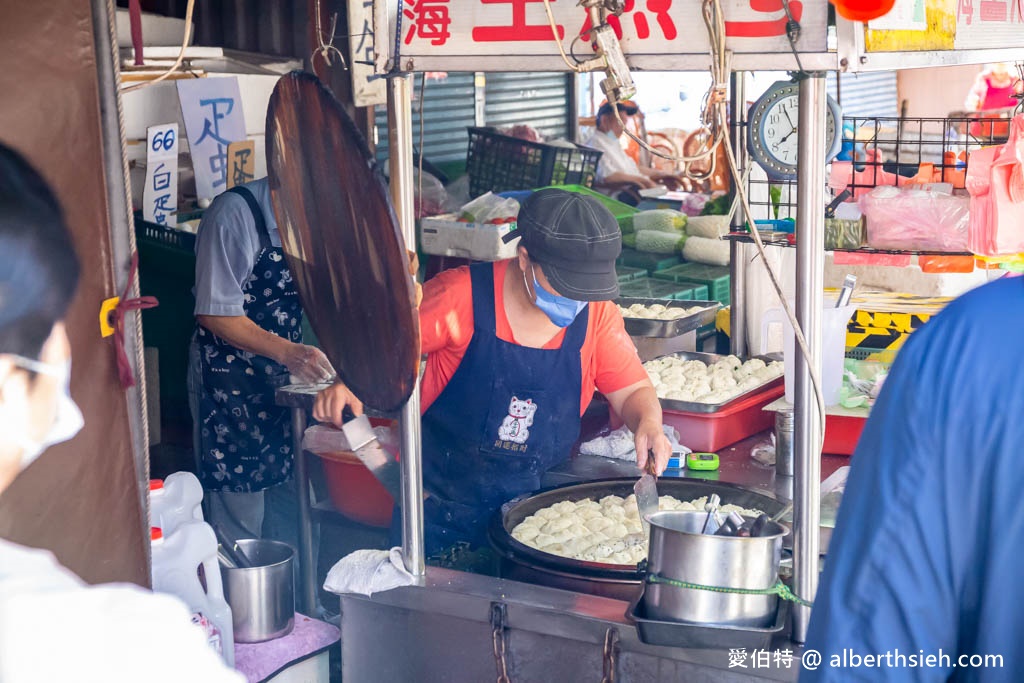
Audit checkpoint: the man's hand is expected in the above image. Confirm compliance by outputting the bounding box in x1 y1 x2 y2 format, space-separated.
634 418 672 474
313 381 364 427
281 343 335 385
635 174 659 189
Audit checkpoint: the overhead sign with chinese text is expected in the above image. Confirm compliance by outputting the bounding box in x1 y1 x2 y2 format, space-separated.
383 0 829 71
143 123 178 227
349 0 387 107
177 77 247 201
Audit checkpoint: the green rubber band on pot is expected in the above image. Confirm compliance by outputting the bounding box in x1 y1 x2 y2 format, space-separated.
646 572 814 608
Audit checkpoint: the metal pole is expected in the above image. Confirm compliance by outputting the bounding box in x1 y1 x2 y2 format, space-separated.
387 74 426 578
792 74 826 643
728 71 747 357
291 408 317 614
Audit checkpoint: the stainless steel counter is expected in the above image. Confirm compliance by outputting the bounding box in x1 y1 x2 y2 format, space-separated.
337 565 805 682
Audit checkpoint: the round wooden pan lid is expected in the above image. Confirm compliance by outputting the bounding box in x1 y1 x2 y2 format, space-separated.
267 71 420 413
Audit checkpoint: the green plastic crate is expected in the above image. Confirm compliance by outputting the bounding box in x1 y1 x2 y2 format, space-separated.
616 266 647 283
669 283 709 301
540 183 638 221
652 263 731 305
617 248 682 274
618 277 695 300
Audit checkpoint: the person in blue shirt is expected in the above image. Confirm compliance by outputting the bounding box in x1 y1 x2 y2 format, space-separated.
804 276 1023 681
188 178 353 546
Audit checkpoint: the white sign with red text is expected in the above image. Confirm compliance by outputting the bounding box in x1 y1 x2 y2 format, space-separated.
386 0 827 67
954 0 1024 50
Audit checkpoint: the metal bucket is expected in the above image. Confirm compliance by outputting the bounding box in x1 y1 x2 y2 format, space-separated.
221 539 295 643
645 511 788 628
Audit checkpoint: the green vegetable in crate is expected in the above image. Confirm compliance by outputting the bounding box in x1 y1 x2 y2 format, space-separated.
635 229 686 254
634 209 687 234
686 215 731 239
618 214 635 234
622 232 637 248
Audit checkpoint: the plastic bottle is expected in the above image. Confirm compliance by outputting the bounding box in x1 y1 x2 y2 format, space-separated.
151 524 235 667
150 471 204 536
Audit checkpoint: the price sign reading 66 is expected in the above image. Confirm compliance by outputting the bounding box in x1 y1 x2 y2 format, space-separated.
151 127 177 153
144 123 179 227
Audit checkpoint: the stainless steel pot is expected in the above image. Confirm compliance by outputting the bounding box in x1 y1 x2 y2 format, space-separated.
489 478 786 601
221 539 295 643
645 510 788 627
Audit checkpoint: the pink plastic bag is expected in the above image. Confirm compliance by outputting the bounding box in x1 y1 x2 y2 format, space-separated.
860 186 970 252
967 115 1024 256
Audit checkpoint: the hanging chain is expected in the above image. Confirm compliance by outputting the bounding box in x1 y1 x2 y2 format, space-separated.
491 603 511 683
601 628 619 683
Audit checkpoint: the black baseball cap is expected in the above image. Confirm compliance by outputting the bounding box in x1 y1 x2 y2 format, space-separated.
597 99 639 119
502 188 622 301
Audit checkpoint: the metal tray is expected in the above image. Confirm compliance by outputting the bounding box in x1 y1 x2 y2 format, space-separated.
627 585 788 650
616 298 720 338
650 351 784 414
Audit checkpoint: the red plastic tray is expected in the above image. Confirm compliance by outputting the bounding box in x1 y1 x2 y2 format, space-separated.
824 414 866 456
610 384 785 453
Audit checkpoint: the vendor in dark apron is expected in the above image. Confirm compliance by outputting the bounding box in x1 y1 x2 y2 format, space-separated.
194 185 300 492
416 262 589 553
190 180 335 541
314 189 673 557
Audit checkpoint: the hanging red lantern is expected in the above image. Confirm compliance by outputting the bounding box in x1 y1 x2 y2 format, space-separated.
830 0 897 22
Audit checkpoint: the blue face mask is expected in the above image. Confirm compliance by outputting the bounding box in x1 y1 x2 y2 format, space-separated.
526 265 587 328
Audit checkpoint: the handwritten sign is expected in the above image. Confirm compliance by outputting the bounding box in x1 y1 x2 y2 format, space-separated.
386 0 827 67
143 123 179 227
349 0 387 107
177 78 247 201
226 140 256 189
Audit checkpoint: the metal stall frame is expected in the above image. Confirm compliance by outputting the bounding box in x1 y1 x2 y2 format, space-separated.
341 0 1024 667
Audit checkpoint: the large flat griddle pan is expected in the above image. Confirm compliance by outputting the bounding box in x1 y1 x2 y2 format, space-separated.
266 71 420 412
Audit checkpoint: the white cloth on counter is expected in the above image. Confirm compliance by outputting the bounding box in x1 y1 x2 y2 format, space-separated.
324 547 415 597
579 425 691 462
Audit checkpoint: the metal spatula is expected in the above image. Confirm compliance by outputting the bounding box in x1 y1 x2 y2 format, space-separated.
634 452 659 537
339 414 402 502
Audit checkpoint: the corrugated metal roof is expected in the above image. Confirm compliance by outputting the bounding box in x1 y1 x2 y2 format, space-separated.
375 73 478 164
484 72 571 140
828 71 899 118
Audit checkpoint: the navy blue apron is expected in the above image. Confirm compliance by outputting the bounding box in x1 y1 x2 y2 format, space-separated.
195 186 302 493
406 262 588 554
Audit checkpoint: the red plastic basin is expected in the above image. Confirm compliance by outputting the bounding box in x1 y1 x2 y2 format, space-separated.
313 418 396 528
611 383 785 453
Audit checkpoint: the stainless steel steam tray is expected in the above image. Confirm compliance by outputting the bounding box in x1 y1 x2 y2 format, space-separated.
627 586 788 650
649 351 784 414
615 299 721 338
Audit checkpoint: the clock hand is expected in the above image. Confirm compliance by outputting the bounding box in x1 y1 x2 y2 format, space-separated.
783 107 796 129
777 126 798 146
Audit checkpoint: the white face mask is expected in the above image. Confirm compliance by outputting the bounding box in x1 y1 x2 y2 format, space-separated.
5 356 83 469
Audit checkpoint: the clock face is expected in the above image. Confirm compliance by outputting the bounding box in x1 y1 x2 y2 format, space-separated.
761 95 801 169
747 81 842 181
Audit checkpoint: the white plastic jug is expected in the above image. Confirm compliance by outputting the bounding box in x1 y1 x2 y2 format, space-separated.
150 471 204 536
151 522 235 667
761 302 854 407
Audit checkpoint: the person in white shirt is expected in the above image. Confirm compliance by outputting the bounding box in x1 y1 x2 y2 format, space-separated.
582 100 683 195
0 142 242 682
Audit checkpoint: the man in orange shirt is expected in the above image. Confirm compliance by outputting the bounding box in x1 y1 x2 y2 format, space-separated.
314 189 670 552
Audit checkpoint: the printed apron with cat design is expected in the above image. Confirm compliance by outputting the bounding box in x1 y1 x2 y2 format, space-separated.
195 186 302 493
413 262 588 553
